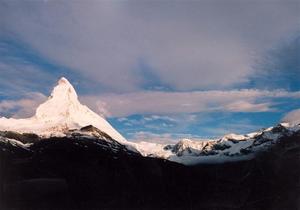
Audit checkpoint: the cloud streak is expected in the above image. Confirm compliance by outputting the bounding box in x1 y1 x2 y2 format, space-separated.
1 0 299 92
128 131 205 144
282 109 300 125
82 89 300 117
0 1 299 140
0 92 46 118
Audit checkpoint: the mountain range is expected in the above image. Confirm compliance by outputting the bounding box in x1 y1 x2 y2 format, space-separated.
0 78 299 210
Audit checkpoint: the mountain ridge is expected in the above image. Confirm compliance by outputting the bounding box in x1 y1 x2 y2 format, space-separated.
0 124 299 210
0 78 299 209
0 77 299 166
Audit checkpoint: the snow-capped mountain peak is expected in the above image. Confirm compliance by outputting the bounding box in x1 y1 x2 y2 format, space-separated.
0 77 126 142
35 77 79 120
51 77 78 100
1 77 299 166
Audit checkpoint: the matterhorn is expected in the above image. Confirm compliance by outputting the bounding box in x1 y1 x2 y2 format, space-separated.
0 77 125 142
0 77 300 166
0 77 299 210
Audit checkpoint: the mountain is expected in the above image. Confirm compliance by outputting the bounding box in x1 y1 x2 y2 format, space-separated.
0 77 299 166
0 77 126 142
134 123 300 165
0 124 299 210
0 77 299 210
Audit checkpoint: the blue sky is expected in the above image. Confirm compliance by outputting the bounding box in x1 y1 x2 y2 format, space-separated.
0 0 299 142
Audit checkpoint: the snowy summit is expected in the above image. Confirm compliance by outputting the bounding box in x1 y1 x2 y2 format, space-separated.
0 77 299 165
0 77 126 142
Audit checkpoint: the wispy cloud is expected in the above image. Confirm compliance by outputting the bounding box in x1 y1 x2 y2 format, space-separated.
199 119 263 137
128 131 206 144
282 109 300 124
0 1 299 140
143 115 178 123
0 92 46 118
251 35 300 90
0 60 51 98
1 0 298 92
82 89 300 117
0 40 66 98
128 131 177 144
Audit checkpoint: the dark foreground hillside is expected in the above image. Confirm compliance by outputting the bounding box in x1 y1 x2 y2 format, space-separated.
0 134 299 210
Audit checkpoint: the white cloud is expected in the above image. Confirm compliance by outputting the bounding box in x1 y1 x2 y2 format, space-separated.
0 92 47 118
282 109 300 124
126 116 265 143
82 89 300 117
0 59 56 97
224 101 272 112
143 115 177 122
128 131 205 144
114 114 200 138
200 119 263 137
128 131 176 144
1 1 298 92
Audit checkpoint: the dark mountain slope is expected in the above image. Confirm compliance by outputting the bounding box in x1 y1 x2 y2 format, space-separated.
0 132 299 210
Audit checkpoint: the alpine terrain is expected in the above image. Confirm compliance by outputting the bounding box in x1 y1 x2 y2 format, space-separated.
0 78 299 210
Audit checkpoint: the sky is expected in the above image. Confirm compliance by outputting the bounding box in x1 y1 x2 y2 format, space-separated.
0 0 299 143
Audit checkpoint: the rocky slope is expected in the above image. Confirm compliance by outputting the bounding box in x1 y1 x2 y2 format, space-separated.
1 77 299 166
0 126 299 210
135 122 300 165
0 77 299 210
